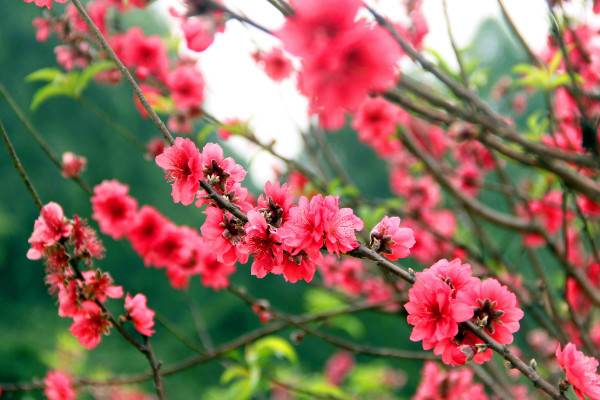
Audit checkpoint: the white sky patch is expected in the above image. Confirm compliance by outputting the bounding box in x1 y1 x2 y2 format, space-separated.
154 0 551 188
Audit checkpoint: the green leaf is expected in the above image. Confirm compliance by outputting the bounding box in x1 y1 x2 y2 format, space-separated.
328 315 365 339
327 178 342 195
247 336 297 366
295 379 351 400
197 124 215 144
25 68 63 83
221 366 249 384
304 289 345 313
30 84 76 111
75 61 114 96
548 51 563 75
512 63 537 75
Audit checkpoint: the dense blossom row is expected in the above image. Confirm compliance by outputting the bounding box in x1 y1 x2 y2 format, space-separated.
26 202 155 350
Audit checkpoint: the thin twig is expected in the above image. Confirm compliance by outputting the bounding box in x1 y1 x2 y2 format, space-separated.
0 118 43 210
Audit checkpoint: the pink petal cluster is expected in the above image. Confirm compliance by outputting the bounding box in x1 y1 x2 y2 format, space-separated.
557 343 600 400
167 65 205 112
43 371 76 400
112 27 170 81
254 47 294 82
24 0 67 9
125 293 155 336
69 301 111 349
352 97 406 157
155 137 204 206
370 216 415 261
405 274 474 349
91 180 138 239
82 270 124 303
406 259 524 367
27 202 73 260
278 0 401 129
125 204 236 290
413 361 488 400
324 352 355 386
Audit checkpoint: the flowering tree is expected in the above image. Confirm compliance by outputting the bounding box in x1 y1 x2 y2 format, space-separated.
3 0 600 399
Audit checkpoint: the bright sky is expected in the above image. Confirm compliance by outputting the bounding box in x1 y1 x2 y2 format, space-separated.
155 0 551 187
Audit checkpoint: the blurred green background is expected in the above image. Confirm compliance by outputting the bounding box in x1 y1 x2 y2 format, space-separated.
0 2 547 399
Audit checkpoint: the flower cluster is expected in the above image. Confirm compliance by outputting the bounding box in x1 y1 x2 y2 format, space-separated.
28 0 208 134
156 141 366 283
556 343 600 400
277 0 402 129
27 202 155 349
91 179 236 290
413 361 488 400
405 259 524 366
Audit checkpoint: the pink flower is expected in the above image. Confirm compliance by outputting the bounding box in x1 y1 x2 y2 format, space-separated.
155 137 204 206
318 256 365 295
61 151 87 178
91 180 138 239
519 190 573 248
457 278 524 346
452 162 482 198
556 343 600 400
257 181 295 228
70 215 105 260
405 275 474 349
239 210 283 279
325 352 355 386
279 195 325 261
69 301 111 349
43 371 76 400
416 258 478 298
413 361 487 400
167 65 205 111
256 48 294 82
200 143 247 190
278 251 317 283
117 28 170 81
146 138 167 159
391 172 441 212
32 17 51 42
24 0 67 9
370 216 415 261
125 293 155 336
352 97 405 157
145 222 187 268
298 23 401 126
567 262 600 316
127 206 168 261
27 202 73 260
199 250 236 290
200 207 248 265
277 0 364 57
321 195 364 256
278 0 400 126
182 19 215 52
82 270 123 303
58 280 81 318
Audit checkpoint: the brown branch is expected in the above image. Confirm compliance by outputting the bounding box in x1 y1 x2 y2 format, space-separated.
0 118 43 210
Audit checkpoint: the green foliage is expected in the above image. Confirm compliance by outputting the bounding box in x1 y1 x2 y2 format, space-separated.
512 51 584 91
304 289 346 313
246 336 298 366
26 61 114 110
